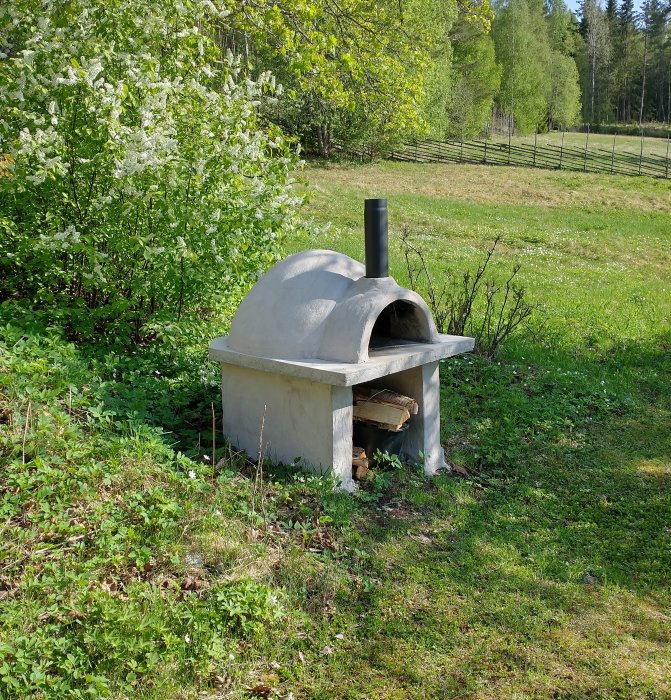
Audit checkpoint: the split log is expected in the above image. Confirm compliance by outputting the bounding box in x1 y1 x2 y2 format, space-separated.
352 446 371 480
352 446 368 468
353 463 372 480
352 401 411 432
353 387 418 415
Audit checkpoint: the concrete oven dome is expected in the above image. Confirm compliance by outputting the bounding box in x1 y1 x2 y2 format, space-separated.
228 249 440 364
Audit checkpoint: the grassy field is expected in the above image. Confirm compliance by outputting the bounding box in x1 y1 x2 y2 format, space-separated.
2 161 670 699
287 161 671 697
292 162 671 354
489 131 671 161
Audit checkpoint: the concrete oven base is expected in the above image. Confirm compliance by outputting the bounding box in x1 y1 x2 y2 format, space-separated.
210 335 474 491
221 365 356 491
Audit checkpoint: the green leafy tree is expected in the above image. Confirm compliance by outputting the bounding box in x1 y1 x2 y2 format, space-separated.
0 0 300 343
548 0 580 57
493 0 551 133
638 0 670 122
578 0 613 123
547 0 582 129
548 51 583 128
222 0 457 156
616 0 639 120
446 28 501 138
423 0 498 139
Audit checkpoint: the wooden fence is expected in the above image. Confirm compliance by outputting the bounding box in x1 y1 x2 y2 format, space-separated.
344 138 671 179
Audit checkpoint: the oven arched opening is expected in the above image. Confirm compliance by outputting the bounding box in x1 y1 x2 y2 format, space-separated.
368 299 433 351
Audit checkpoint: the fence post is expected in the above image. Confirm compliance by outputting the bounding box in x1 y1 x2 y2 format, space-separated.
639 130 644 176
533 129 537 167
484 140 488 164
666 132 670 179
508 125 512 165
460 138 464 163
611 134 616 175
559 131 564 170
583 127 589 172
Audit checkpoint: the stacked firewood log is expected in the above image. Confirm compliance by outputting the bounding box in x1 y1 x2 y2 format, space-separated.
352 387 418 479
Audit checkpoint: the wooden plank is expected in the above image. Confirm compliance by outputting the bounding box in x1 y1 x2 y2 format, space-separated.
352 446 371 479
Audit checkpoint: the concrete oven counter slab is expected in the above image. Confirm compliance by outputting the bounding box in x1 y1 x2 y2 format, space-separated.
209 335 475 492
208 335 475 387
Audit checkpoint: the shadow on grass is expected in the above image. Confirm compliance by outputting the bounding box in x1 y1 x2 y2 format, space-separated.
333 329 671 697
81 314 669 601
388 330 669 574
96 324 670 598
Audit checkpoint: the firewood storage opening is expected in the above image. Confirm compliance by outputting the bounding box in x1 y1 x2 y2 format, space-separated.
208 198 475 491
351 382 418 479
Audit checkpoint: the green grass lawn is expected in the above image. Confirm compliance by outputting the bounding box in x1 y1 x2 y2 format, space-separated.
2 161 670 699
286 161 671 697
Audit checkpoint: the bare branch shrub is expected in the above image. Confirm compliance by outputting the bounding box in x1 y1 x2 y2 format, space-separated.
400 227 536 357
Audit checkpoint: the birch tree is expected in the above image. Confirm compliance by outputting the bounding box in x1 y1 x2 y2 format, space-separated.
582 0 612 123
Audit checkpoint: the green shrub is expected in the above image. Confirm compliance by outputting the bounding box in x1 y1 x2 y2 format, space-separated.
0 0 302 344
0 307 294 698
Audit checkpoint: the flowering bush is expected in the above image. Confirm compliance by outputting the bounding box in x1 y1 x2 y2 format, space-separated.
0 0 301 343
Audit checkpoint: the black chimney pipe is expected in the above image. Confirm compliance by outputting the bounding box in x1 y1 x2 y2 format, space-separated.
364 198 388 278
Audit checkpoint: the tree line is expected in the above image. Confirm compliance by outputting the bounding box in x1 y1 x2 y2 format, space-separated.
217 0 669 155
580 0 671 126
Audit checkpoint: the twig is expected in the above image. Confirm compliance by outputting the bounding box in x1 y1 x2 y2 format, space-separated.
252 405 267 528
400 228 533 356
251 405 266 518
211 402 216 477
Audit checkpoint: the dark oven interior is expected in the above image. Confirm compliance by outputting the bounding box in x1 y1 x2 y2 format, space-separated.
368 300 433 351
